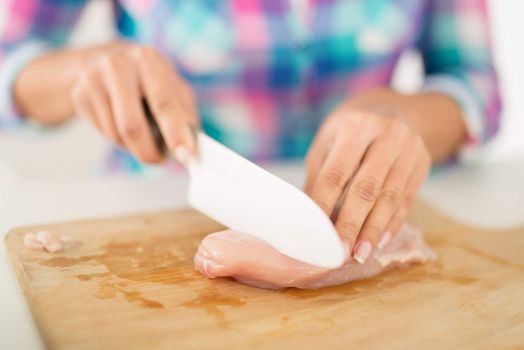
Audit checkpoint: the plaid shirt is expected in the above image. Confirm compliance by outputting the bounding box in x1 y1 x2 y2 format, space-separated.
0 0 501 173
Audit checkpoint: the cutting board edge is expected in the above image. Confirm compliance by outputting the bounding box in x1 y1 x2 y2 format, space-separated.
5 233 59 349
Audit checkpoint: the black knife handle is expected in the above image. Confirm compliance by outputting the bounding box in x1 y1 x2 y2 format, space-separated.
142 98 167 156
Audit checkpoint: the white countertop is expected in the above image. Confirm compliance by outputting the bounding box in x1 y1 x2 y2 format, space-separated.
1 159 524 350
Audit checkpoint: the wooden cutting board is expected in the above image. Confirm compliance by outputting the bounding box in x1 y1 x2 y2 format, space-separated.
5 202 524 350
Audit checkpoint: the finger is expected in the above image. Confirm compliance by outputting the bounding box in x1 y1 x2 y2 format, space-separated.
102 55 163 163
131 47 197 157
355 149 418 254
82 71 123 147
304 118 338 194
71 84 99 130
308 114 378 216
335 120 407 259
387 199 411 239
387 145 431 235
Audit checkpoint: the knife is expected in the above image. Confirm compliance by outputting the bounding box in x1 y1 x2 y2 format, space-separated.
187 132 346 269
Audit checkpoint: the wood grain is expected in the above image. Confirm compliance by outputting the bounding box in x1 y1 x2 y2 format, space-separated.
5 202 524 350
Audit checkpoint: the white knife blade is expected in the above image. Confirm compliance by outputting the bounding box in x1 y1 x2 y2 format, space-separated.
187 132 346 269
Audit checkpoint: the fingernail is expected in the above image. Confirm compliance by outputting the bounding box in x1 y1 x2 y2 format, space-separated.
174 146 192 166
353 241 372 264
377 230 392 250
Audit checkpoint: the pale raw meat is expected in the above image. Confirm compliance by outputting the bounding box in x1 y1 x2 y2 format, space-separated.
194 224 436 289
24 233 45 251
24 231 80 253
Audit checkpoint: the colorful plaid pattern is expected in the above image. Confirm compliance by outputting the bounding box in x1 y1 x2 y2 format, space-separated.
0 0 501 172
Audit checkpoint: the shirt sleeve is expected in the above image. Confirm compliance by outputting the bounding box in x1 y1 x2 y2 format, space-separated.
417 0 502 160
0 0 87 128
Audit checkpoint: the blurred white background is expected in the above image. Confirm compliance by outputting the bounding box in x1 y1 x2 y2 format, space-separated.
471 1 524 161
0 0 522 181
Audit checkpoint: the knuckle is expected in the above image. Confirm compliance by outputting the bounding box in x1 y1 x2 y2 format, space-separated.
78 71 89 84
363 112 378 124
352 178 379 203
154 97 176 116
362 114 380 132
404 134 418 151
344 112 367 130
381 189 401 208
338 221 359 239
320 166 347 188
132 46 159 61
120 121 142 140
341 111 359 126
79 70 99 88
390 118 408 134
384 121 408 143
363 225 382 241
99 53 119 71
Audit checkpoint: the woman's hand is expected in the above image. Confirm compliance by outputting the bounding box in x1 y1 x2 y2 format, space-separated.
70 42 198 164
305 90 432 264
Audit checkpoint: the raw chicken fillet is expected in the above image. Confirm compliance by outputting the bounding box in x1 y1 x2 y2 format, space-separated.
24 231 80 253
194 224 436 289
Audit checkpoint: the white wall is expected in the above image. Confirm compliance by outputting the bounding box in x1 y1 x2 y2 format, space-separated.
0 0 522 180
485 1 524 162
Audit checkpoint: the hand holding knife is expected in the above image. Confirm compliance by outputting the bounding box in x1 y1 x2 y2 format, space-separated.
142 98 198 166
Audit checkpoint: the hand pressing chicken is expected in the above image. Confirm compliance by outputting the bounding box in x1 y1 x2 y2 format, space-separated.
194 224 435 289
304 89 465 265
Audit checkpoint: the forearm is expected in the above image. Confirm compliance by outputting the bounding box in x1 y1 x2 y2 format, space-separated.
12 43 119 125
344 88 466 163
